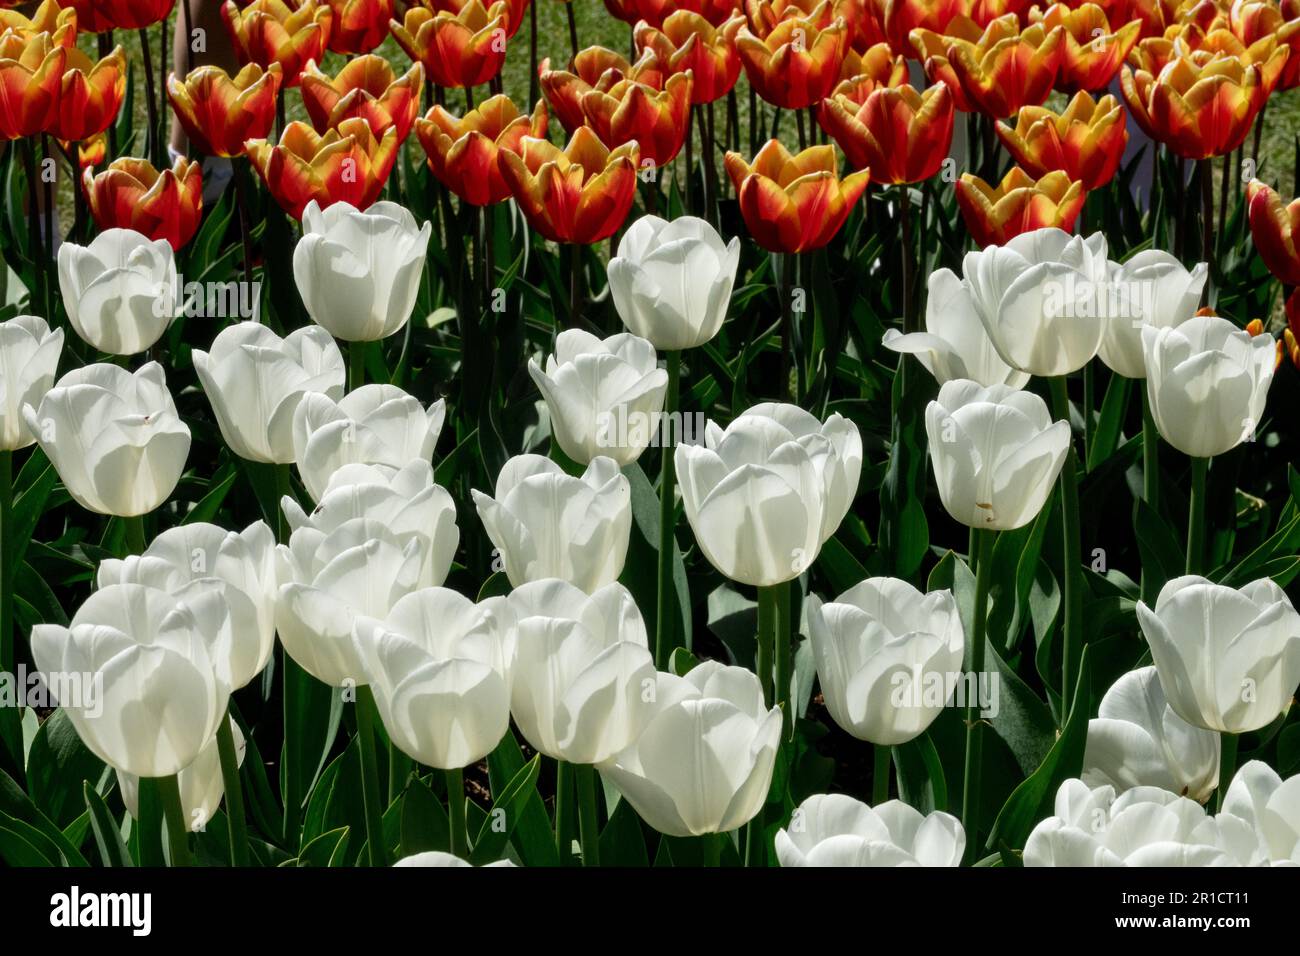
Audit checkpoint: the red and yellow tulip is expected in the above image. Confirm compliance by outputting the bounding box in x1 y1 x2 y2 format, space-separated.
416 94 548 205
323 0 394 54
832 40 909 105
0 29 65 140
101 0 175 29
1246 178 1300 285
300 55 423 141
390 0 509 88
168 63 283 158
1231 0 1300 91
882 0 965 56
635 11 744 103
1 0 76 39
426 0 530 37
1031 2 1140 92
222 0 334 88
540 46 657 132
995 91 1128 190
48 0 114 33
955 166 1085 246
819 82 953 183
737 11 849 108
83 156 204 251
49 44 127 144
606 0 743 28
581 71 693 168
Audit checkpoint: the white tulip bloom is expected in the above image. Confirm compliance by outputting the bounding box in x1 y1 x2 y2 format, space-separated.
118 717 245 832
23 362 190 517
1082 666 1220 803
924 379 1070 531
527 330 668 466
57 228 177 355
776 794 965 866
806 578 965 745
293 200 432 342
1141 314 1275 458
1136 575 1300 734
607 215 740 351
472 455 631 593
193 322 345 464
599 662 781 837
0 315 63 451
292 384 445 502
882 269 1030 389
1220 761 1300 865
393 852 516 867
1096 252 1207 379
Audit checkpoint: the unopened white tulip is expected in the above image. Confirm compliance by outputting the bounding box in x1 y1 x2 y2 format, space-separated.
806 578 964 745
393 852 516 867
1220 761 1300 865
1141 314 1275 458
0 315 63 450
924 380 1070 530
599 662 781 836
96 521 278 691
293 200 431 341
23 363 190 517
527 330 668 466
118 717 245 832
607 215 740 350
1097 252 1207 379
882 269 1030 389
57 229 177 355
473 455 630 593
292 384 445 502
964 228 1108 376
1137 575 1300 734
30 583 231 778
193 322 345 463
505 579 656 765
776 794 965 866
1082 666 1220 803
352 588 511 769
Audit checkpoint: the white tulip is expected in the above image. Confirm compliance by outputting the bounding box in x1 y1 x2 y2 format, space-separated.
1136 575 1300 734
599 662 781 837
393 852 516 867
472 455 631 593
352 588 511 769
806 578 964 745
924 379 1070 530
505 579 656 765
607 215 740 350
96 521 278 691
193 322 345 464
293 200 432 342
964 227 1108 376
1096 252 1207 379
30 583 231 778
57 228 177 355
118 717 245 832
775 794 965 866
527 330 668 466
0 315 63 450
1082 666 1220 803
284 459 458 590
292 384 445 502
882 269 1030 389
23 362 190 517
1141 314 1275 458
1220 761 1300 865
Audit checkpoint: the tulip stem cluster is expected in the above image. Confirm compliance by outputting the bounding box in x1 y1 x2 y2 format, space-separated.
353 687 389 867
961 528 996 866
1048 376 1082 717
215 715 250 867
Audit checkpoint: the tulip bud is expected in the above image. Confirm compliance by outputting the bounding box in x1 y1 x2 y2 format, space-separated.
23 363 191 517
118 718 245 832
83 158 204 252
473 454 632 593
1095 252 1207 379
0 29 65 139
776 794 965 866
0 315 63 451
50 44 127 143
1246 178 1300 286
600 662 782 835
56 229 178 356
1137 575 1300 734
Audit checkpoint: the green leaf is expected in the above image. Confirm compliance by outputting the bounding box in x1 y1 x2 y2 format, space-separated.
298 827 350 867
0 815 53 865
281 657 342 850
399 775 450 857
1085 373 1131 470
0 768 89 865
1133 498 1184 596
892 731 948 814
83 782 132 867
470 754 541 866
182 466 239 525
985 640 1057 777
27 709 108 828
485 731 557 866
598 795 649 867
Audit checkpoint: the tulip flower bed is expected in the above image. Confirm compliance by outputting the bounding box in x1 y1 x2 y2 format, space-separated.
1 0 1300 875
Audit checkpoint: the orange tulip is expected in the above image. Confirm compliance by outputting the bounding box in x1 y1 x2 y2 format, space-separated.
996 91 1128 189
83 157 204 251
426 0 530 37
416 94 548 205
606 0 742 28
914 13 1064 117
168 64 282 158
76 132 106 169
1 0 75 39
581 71 693 168
1246 178 1300 285
49 44 127 144
322 0 393 53
955 167 1084 247
539 46 657 132
1232 0 1300 91
1029 2 1139 92
635 11 744 103
0 29 65 139
300 56 423 141
498 125 640 244
883 0 965 56
222 0 333 88
737 12 849 108
1121 50 1283 159
724 139 870 251
390 0 509 89
245 116 399 219
819 82 953 183
968 0 1029 25
743 0 881 50
832 40 908 104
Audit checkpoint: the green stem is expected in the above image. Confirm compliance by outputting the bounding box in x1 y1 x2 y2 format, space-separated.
354 686 389 866
446 767 467 859
158 773 192 867
655 350 682 670
215 713 250 867
349 340 367 392
1048 376 1081 717
575 763 600 867
1187 456 1208 576
0 449 18 778
773 581 792 738
702 832 722 867
756 584 777 707
1082 362 1095 471
1216 732 1237 813
1141 390 1160 604
124 514 147 556
274 463 292 544
873 744 891 805
554 759 572 863
961 528 995 865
